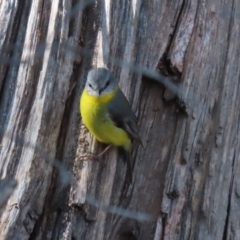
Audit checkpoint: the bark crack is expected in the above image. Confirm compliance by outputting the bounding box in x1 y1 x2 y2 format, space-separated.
160 213 166 240
222 149 235 239
158 0 185 77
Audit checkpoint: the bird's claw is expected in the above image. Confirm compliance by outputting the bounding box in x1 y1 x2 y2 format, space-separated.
79 153 101 162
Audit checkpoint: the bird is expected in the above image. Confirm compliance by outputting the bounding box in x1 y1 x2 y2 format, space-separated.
80 68 142 181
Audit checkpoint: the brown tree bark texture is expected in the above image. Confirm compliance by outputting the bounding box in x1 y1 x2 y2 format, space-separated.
0 0 240 240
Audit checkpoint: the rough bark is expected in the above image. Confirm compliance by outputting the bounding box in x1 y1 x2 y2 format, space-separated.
0 0 240 240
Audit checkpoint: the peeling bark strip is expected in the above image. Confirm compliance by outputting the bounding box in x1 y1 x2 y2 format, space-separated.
0 0 240 239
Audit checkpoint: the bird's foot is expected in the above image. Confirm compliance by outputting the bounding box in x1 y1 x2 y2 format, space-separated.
79 145 112 162
79 153 101 162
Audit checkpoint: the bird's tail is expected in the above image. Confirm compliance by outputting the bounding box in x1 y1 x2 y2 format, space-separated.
118 147 133 183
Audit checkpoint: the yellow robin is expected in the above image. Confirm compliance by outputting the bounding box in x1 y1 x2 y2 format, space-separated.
80 68 141 180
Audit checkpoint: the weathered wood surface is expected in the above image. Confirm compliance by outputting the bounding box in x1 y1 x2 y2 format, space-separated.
0 178 17 217
0 0 240 239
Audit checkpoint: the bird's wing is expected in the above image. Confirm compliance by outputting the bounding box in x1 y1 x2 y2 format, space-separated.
108 88 142 144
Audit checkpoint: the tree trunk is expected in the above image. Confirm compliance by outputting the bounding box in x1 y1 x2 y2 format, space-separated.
0 0 240 239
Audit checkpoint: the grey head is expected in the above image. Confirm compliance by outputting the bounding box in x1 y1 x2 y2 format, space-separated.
85 68 118 96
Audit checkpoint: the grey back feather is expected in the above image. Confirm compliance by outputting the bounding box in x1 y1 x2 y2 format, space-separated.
108 88 142 144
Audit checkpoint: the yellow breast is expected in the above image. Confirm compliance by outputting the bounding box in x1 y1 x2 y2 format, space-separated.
80 89 131 150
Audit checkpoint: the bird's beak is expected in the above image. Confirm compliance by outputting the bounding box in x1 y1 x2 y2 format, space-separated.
98 88 103 96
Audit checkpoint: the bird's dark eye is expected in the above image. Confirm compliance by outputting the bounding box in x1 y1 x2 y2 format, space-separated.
89 83 93 88
105 80 110 87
